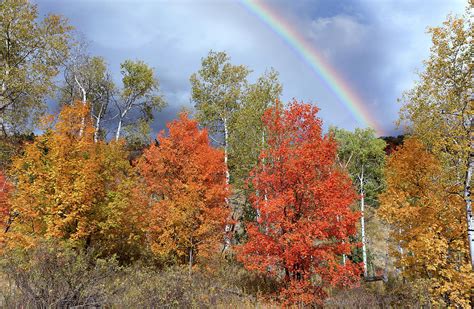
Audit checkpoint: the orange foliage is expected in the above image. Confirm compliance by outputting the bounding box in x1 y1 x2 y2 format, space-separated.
238 101 361 305
8 101 146 261
137 112 228 266
0 171 12 244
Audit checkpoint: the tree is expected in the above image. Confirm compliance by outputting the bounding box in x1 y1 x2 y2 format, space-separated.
331 127 386 277
0 0 72 135
378 138 474 307
9 101 147 262
190 51 250 186
61 49 115 142
191 52 284 246
114 60 164 141
238 101 361 305
227 69 282 242
229 68 282 188
398 12 473 268
137 113 228 269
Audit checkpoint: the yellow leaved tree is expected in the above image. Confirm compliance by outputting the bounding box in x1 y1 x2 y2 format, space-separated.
398 11 473 267
7 101 147 263
379 138 474 307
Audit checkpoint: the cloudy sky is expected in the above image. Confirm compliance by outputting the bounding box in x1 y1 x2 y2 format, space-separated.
36 0 467 136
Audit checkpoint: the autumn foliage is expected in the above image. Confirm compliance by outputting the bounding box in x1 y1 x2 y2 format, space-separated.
238 101 361 305
0 171 12 241
8 102 147 261
378 138 474 307
137 113 228 266
0 1 472 306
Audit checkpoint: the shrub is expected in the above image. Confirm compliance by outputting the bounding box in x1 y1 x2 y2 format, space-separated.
0 241 120 308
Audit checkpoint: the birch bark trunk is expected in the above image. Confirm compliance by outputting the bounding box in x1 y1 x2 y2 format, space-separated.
94 112 101 143
223 116 230 185
360 168 368 277
75 75 87 137
115 118 123 142
222 116 232 251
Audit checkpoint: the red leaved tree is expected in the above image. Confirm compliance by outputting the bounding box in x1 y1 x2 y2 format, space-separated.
137 112 229 268
238 100 361 305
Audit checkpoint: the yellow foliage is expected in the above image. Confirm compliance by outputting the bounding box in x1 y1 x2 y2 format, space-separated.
378 139 473 307
7 102 147 262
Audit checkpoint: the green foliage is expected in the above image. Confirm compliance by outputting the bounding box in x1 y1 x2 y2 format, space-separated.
0 0 72 135
331 127 387 277
331 127 386 206
229 68 282 188
115 59 165 141
190 51 283 245
190 50 250 137
121 60 158 101
123 118 152 151
62 55 114 105
120 59 164 122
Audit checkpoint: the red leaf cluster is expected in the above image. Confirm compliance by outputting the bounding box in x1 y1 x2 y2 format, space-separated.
238 101 361 305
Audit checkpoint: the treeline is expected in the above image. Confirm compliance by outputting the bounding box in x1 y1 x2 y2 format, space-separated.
0 0 473 307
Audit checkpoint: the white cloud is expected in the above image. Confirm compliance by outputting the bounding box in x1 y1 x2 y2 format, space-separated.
308 15 369 51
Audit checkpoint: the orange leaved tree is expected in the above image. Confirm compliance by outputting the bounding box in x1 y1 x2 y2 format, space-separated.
238 101 361 305
137 112 228 268
8 101 147 262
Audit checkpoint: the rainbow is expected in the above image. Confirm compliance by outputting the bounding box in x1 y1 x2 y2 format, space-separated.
240 0 384 136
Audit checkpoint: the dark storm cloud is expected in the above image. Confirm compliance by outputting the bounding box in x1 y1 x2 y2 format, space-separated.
35 0 466 135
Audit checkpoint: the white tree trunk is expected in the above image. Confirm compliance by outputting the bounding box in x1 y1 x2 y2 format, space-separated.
75 75 87 137
360 169 368 277
189 241 193 275
115 118 123 142
93 102 106 143
94 115 101 143
464 116 474 269
222 116 232 251
223 117 230 186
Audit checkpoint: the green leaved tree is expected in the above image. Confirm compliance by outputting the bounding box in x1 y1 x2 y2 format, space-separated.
331 127 386 277
114 60 165 141
0 0 72 135
229 68 282 189
190 51 250 186
191 51 282 244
